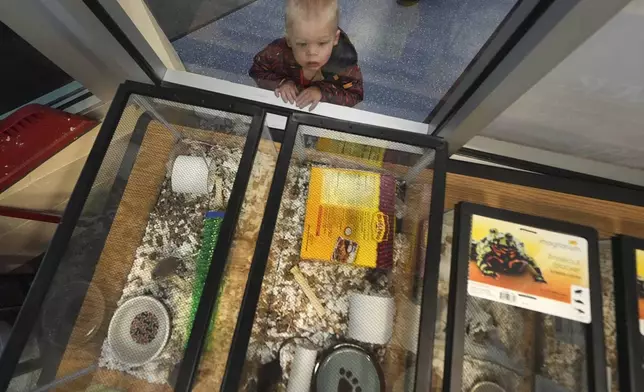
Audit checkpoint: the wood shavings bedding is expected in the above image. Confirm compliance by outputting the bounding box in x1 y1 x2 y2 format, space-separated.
243 163 414 390
99 143 243 384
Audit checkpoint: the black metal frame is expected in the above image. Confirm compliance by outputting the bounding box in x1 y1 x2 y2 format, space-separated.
0 80 268 391
172 110 272 391
444 202 607 392
6 73 641 392
0 84 129 391
218 111 449 392
612 235 644 392
36 112 154 387
218 114 299 392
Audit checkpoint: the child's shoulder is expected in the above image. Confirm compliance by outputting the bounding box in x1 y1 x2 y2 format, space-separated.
256 37 293 59
267 37 289 49
325 30 358 73
262 37 290 53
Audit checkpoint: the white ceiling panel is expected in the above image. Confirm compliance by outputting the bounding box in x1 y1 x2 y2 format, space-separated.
482 0 644 170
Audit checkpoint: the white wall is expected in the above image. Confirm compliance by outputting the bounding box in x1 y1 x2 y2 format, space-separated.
481 0 644 170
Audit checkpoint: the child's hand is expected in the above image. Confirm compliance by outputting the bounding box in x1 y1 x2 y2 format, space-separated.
296 87 322 111
275 80 298 104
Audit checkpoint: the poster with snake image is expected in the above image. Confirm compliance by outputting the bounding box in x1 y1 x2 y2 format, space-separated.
467 214 591 323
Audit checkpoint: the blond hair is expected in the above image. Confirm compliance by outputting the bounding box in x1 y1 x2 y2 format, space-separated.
285 0 339 34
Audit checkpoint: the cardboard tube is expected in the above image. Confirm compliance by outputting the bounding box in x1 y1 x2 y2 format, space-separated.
392 297 421 353
286 344 318 392
347 292 395 345
171 156 212 194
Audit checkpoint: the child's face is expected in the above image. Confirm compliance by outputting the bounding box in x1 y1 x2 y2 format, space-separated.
288 19 340 72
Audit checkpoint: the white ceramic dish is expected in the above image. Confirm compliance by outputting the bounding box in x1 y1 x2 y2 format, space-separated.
107 296 170 366
471 381 506 392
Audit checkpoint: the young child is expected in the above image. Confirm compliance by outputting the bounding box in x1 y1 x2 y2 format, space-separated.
249 0 363 110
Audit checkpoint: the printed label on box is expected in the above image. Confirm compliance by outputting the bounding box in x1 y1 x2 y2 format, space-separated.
636 249 644 335
467 214 591 323
315 138 385 168
300 167 395 269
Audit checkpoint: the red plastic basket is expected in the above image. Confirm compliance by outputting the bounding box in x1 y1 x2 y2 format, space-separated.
0 104 98 193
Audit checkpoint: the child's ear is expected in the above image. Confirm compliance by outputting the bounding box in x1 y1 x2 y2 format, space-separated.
333 29 340 45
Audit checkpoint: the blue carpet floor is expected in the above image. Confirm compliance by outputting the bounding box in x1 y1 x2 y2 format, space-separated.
173 0 517 122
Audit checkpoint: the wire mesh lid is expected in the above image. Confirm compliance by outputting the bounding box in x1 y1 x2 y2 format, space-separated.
41 281 105 347
313 343 384 392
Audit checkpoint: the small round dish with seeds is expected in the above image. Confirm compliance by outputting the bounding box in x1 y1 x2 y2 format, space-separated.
108 296 170 366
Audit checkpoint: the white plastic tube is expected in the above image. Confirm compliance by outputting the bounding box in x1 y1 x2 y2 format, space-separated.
171 156 212 194
286 344 318 392
347 293 395 345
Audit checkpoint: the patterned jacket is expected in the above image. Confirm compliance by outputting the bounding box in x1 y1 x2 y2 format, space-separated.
249 30 363 107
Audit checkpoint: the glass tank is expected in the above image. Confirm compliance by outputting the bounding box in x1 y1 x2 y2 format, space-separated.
1 83 450 392
193 114 448 392
1 83 277 392
439 203 607 392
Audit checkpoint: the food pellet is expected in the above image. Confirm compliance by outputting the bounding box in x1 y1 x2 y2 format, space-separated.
130 311 160 344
